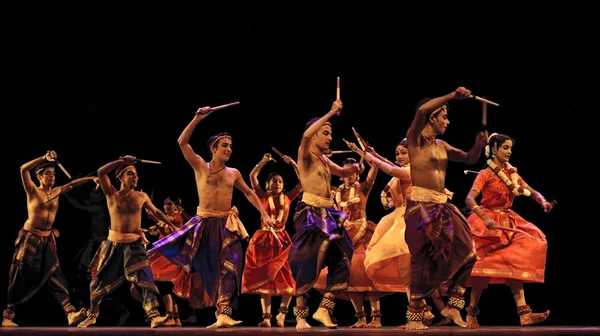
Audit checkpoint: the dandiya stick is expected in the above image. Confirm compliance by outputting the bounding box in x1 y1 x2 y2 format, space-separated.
212 101 240 111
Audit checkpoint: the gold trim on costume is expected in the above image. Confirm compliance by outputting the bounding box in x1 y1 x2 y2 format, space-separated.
301 192 334 208
108 229 150 246
409 186 452 204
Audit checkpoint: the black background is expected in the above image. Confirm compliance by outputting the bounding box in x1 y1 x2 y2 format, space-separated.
5 2 594 327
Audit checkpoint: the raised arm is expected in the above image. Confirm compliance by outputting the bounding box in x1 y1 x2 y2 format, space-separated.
97 156 135 197
299 101 342 161
364 152 410 180
406 87 471 144
249 153 272 197
21 151 56 194
233 169 274 226
177 106 213 171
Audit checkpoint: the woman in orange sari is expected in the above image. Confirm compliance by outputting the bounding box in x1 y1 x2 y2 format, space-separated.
464 133 554 328
241 153 302 327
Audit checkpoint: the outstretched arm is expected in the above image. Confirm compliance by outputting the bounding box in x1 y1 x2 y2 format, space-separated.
233 169 273 226
364 152 410 180
142 192 176 230
177 106 213 172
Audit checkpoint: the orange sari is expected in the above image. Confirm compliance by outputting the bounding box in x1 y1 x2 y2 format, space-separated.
467 169 547 284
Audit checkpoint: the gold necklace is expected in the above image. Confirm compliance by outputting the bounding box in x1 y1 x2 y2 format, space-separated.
38 187 52 201
208 162 226 181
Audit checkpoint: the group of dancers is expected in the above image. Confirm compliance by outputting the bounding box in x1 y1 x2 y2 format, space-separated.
3 86 554 330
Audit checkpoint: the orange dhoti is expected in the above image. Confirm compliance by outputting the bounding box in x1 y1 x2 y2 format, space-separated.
468 207 547 284
364 205 410 292
314 218 378 296
241 227 296 296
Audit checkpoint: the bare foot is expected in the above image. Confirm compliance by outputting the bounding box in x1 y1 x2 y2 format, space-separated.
367 317 382 328
398 323 407 329
466 314 480 329
206 314 243 329
295 317 311 329
163 315 176 327
422 311 435 326
312 308 337 328
77 317 97 328
2 319 18 327
276 313 286 327
441 307 468 328
258 318 271 327
174 316 182 327
350 317 367 328
67 308 87 326
150 316 170 328
520 310 550 326
406 321 428 330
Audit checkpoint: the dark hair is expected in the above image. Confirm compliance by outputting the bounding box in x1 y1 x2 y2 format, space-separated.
115 164 135 180
305 118 332 131
35 162 56 175
342 157 357 165
397 138 408 147
415 97 449 125
206 132 233 158
487 133 515 158
165 196 182 206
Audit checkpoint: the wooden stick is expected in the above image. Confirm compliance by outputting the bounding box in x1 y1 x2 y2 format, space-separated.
212 101 240 111
482 102 488 128
470 95 499 107
136 159 162 165
269 227 284 248
336 77 340 100
56 161 72 179
269 145 285 159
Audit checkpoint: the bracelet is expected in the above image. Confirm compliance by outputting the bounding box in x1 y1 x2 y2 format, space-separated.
471 205 480 212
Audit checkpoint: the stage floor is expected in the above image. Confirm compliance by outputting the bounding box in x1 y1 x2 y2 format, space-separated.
0 326 599 335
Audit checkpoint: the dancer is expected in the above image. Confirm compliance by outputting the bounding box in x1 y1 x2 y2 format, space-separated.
315 154 381 328
403 87 487 330
77 156 171 328
464 133 552 328
148 105 275 329
288 99 361 329
242 153 302 327
2 151 94 327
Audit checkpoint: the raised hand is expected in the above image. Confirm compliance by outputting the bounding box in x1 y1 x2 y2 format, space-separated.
330 100 343 116
195 106 213 115
454 87 472 99
45 150 57 161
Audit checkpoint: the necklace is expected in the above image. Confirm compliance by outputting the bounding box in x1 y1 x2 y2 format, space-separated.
336 181 360 209
487 160 531 197
38 187 52 201
117 189 135 208
422 133 436 147
208 162 226 181
267 192 286 224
